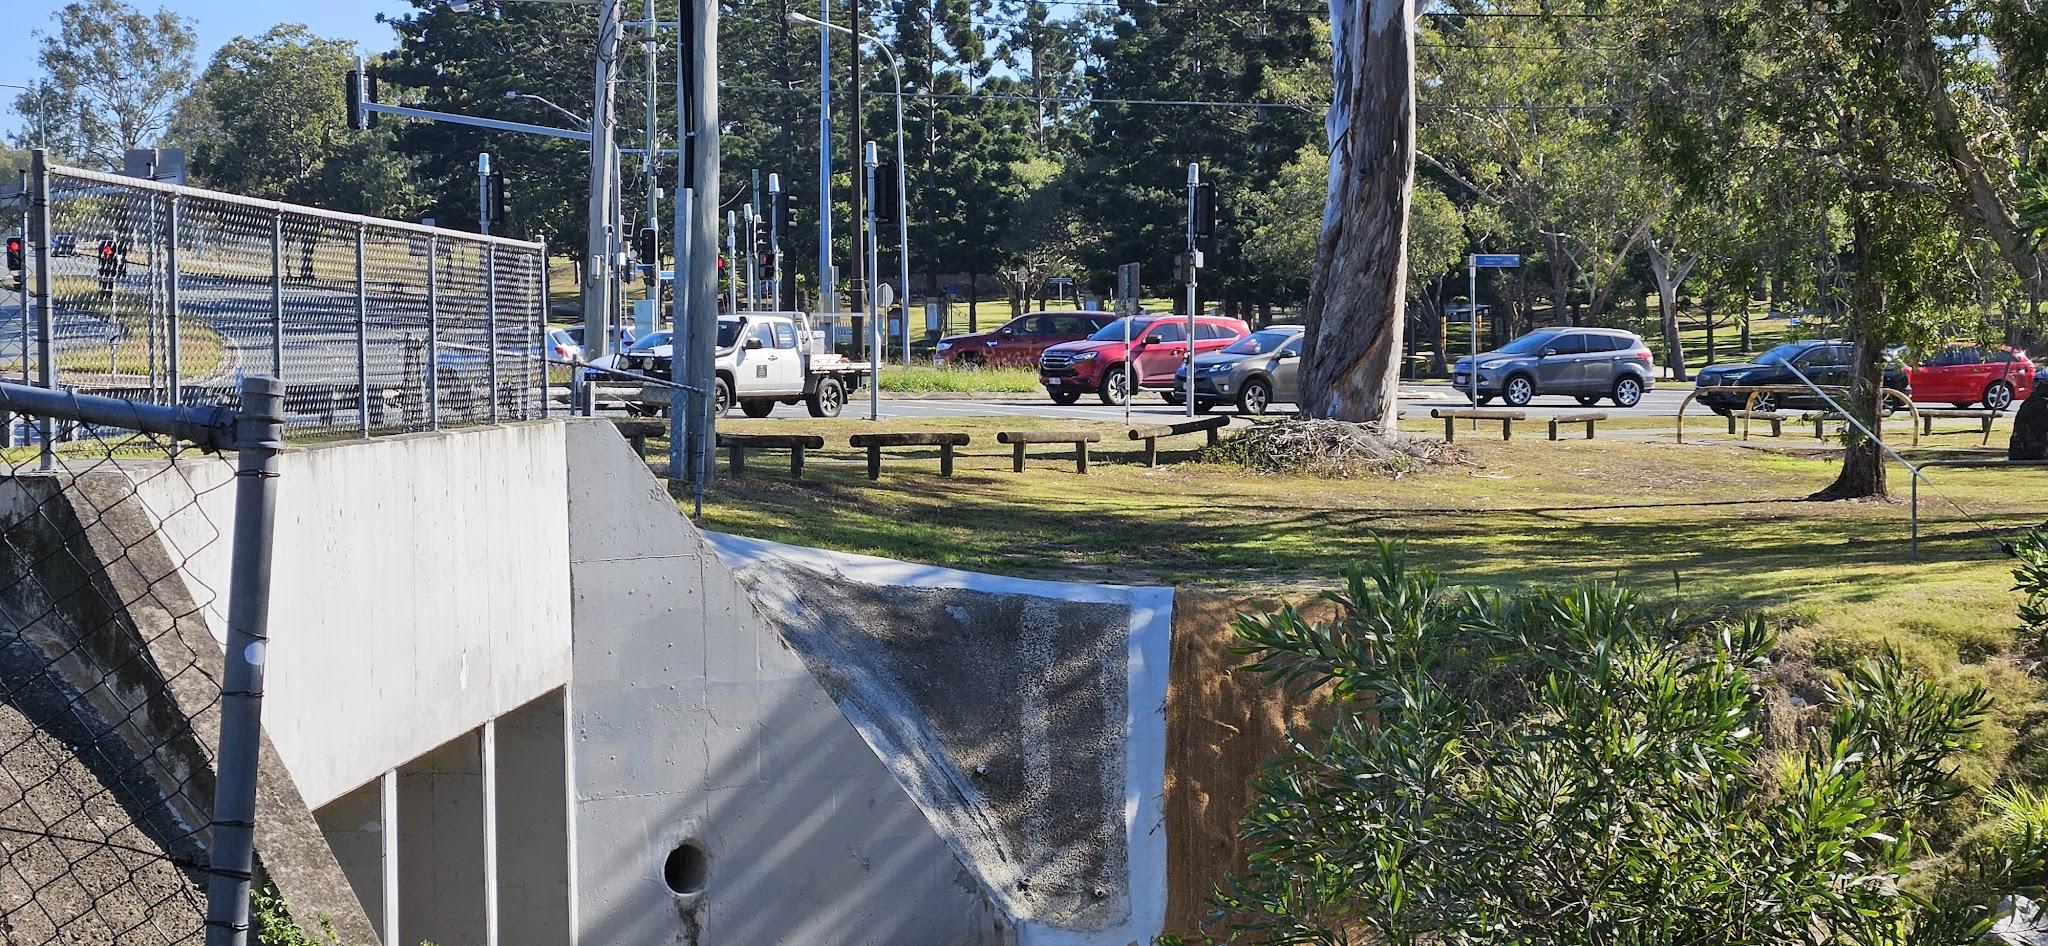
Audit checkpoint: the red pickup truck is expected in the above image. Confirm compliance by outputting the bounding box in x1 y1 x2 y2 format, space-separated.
1037 314 1251 405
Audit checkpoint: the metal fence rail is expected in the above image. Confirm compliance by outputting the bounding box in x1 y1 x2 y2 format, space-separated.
17 152 548 441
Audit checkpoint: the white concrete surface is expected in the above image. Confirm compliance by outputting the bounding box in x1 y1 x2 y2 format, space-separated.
564 420 1010 946
126 423 575 808
707 533 1173 946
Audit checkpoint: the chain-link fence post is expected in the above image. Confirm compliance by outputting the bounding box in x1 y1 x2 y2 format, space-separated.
29 150 55 470
427 236 441 430
167 194 183 408
201 373 283 946
269 210 284 378
487 244 500 424
356 224 370 438
538 237 550 418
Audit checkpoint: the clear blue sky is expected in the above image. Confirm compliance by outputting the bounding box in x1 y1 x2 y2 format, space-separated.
2 0 413 141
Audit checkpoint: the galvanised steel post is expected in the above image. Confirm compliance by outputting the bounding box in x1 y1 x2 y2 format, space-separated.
355 224 369 437
270 210 284 377
29 151 54 469
168 194 182 409
538 237 551 418
201 373 284 946
428 236 441 429
487 244 500 424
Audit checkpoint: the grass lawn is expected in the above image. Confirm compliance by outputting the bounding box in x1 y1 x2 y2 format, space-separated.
878 364 1040 394
687 413 2048 785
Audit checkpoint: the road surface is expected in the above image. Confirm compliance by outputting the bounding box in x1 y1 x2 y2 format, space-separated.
731 386 1697 421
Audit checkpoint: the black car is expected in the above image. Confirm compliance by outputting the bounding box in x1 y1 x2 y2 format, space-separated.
1693 340 1910 414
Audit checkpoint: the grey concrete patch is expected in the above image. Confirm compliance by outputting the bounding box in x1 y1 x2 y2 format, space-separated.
722 548 1134 932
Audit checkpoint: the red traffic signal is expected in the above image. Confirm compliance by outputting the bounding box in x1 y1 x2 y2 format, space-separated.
98 240 116 260
5 236 21 272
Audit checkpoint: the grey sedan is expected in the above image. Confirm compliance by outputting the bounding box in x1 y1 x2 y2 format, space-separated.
1176 326 1304 414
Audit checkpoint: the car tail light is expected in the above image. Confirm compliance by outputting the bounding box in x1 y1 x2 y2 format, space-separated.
1634 350 1653 364
555 344 570 357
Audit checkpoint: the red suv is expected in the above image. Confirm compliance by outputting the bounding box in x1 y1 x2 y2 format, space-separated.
1907 345 2035 411
934 310 1117 368
1039 314 1252 405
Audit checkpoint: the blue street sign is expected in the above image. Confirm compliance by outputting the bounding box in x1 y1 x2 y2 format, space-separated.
1471 253 1522 268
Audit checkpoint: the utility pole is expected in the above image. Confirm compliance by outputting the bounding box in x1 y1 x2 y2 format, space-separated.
768 173 784 310
477 153 492 235
743 201 759 311
677 0 720 511
583 0 623 364
849 0 866 343
817 0 835 314
725 210 739 313
642 0 662 331
864 141 881 420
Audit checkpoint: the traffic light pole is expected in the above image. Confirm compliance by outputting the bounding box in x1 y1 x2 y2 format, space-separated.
768 174 784 310
584 0 623 364
864 141 880 421
643 0 662 332
477 152 492 235
743 201 759 311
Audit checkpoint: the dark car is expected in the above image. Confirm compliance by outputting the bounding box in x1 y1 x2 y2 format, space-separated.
934 311 1116 368
1449 327 1657 407
1693 340 1911 414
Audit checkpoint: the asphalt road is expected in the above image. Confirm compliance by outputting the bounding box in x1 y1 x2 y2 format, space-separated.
732 385 1697 421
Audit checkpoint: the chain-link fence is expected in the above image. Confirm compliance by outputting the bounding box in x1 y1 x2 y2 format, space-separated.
11 157 548 442
0 379 279 946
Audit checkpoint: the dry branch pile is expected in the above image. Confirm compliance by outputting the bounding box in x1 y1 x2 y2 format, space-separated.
1201 418 1465 478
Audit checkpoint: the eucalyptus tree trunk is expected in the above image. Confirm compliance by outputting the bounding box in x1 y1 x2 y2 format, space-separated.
1646 232 1696 382
1299 0 1415 423
1814 201 1889 500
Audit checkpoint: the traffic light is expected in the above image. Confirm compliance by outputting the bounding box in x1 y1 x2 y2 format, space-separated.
345 69 380 130
635 227 658 286
96 240 118 298
486 171 508 231
772 191 791 237
1192 182 1216 240
5 236 21 289
872 160 899 225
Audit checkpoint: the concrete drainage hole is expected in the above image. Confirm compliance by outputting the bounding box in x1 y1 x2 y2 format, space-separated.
665 841 710 897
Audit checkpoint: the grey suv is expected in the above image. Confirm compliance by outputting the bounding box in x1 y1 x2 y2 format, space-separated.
1451 328 1657 407
1175 325 1304 414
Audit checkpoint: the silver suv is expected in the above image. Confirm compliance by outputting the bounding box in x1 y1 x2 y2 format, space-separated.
1451 328 1657 407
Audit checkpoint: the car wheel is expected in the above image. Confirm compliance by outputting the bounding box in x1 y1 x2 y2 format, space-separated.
1194 400 1216 414
1950 401 1975 409
1709 405 1732 417
1611 376 1643 409
1049 389 1082 406
1477 395 1497 406
805 377 845 418
741 399 775 418
1098 366 1131 406
713 377 733 418
958 352 985 368
1984 380 2015 411
1237 378 1273 415
1161 389 1186 406
1576 395 1602 407
1502 375 1535 407
1749 393 1778 414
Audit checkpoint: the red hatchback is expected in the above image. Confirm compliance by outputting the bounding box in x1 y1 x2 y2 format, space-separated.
1907 345 2035 411
933 311 1117 368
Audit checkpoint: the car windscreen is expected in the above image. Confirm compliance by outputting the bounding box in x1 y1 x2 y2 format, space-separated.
1223 330 1297 355
1755 343 1808 365
1088 318 1153 342
628 332 673 352
716 321 745 349
1495 330 1562 356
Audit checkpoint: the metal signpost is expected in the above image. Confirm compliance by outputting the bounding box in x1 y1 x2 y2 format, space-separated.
1183 163 1201 419
1466 253 1521 407
1118 261 1140 425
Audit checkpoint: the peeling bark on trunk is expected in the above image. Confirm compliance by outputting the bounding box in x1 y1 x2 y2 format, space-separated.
1300 0 1415 423
1814 202 1889 500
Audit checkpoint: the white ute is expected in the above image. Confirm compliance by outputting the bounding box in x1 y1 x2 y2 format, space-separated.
616 312 869 418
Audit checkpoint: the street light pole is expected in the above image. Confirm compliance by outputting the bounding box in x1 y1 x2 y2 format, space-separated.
642 0 662 332
0 85 49 151
583 0 623 365
816 0 835 314
788 11 910 364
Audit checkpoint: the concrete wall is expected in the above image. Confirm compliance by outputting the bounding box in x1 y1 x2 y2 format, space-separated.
127 423 575 808
564 419 1011 946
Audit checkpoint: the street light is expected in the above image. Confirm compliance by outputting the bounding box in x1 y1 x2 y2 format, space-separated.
0 84 50 150
505 91 590 128
788 9 912 364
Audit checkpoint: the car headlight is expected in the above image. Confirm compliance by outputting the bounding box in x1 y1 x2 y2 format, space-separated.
1203 363 1233 374
1070 351 1098 361
936 341 952 351
1479 359 1511 370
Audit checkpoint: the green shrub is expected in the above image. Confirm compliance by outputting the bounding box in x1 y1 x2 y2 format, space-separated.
1205 542 2048 946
